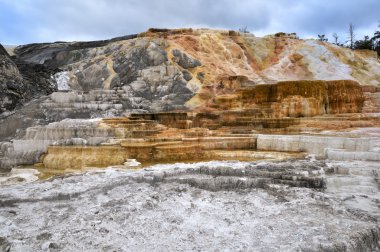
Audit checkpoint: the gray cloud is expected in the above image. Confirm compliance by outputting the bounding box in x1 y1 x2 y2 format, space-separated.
0 0 379 44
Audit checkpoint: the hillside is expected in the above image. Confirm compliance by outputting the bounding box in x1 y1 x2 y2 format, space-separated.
6 28 380 114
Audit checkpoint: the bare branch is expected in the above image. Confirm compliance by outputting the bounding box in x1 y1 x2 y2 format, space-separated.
348 22 356 49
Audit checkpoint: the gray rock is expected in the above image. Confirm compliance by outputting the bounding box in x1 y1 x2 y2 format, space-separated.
13 34 137 67
0 36 199 169
49 242 59 249
113 39 169 87
0 43 57 115
172 49 201 69
182 70 193 81
36 233 52 241
0 44 25 113
2 37 196 120
41 241 59 251
0 237 11 252
130 80 148 93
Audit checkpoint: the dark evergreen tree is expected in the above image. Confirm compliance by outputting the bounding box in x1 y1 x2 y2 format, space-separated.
317 34 328 42
354 36 373 50
372 22 380 56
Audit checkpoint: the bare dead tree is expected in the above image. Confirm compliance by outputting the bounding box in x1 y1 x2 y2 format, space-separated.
348 22 356 49
332 33 339 44
239 26 249 33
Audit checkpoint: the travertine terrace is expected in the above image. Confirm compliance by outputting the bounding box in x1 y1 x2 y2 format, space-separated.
1 28 380 251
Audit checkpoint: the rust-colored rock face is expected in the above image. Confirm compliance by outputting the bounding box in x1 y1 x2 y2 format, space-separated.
42 146 125 170
326 80 365 114
215 80 364 117
238 80 329 117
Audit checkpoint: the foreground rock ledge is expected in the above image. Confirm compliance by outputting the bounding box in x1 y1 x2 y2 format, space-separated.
0 159 379 251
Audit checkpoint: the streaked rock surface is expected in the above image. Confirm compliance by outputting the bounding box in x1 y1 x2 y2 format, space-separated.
0 160 379 251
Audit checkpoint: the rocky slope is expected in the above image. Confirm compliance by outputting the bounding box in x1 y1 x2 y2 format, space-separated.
4 28 380 116
0 29 377 127
0 44 57 115
0 44 25 114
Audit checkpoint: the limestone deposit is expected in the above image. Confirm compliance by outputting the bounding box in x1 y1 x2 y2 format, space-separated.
1 160 380 251
1 28 380 251
33 113 379 171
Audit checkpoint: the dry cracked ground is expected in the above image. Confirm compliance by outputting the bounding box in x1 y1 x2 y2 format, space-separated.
0 159 380 251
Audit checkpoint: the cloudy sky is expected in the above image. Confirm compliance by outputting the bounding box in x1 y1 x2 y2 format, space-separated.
0 0 379 45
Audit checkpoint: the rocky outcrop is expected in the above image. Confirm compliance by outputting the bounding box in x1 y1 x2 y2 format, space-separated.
13 34 137 67
0 44 25 113
235 80 365 117
172 49 201 69
0 43 57 115
4 28 379 116
0 237 11 252
13 59 57 96
16 37 197 115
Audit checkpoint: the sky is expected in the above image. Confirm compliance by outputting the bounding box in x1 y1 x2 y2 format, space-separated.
0 0 379 45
